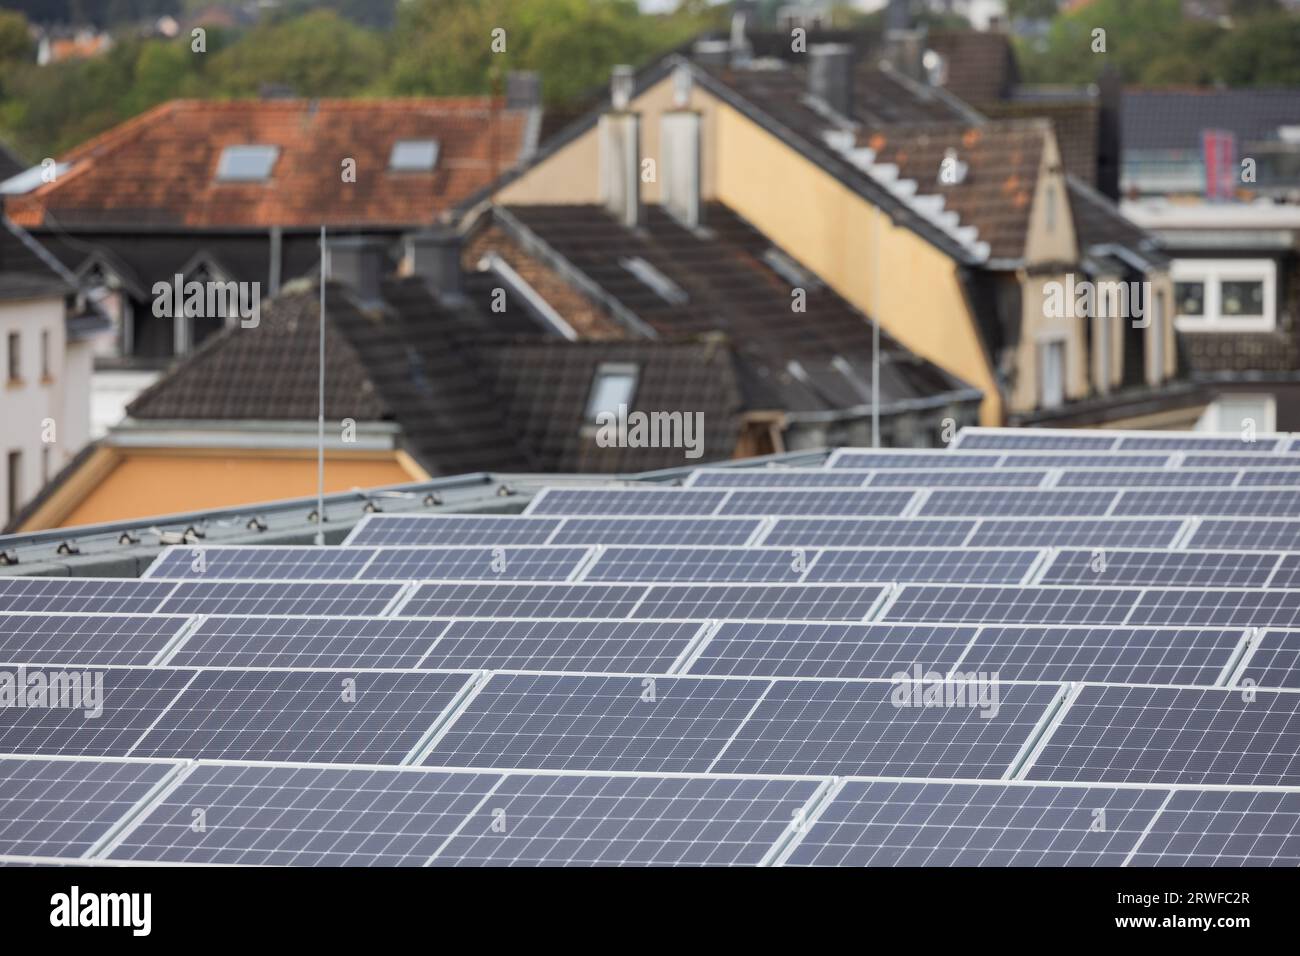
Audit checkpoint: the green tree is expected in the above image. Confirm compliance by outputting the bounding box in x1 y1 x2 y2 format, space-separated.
0 10 33 65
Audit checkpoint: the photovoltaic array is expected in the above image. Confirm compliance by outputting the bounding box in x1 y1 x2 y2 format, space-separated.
2 426 1299 867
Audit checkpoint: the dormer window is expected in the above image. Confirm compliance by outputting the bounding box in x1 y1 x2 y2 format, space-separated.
216 145 278 182
389 140 440 172
586 363 639 421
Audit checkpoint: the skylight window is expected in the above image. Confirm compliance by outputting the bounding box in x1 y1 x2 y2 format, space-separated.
619 256 689 306
585 363 639 420
389 140 440 172
216 145 279 182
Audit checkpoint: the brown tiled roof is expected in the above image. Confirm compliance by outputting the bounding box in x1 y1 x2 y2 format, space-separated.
7 98 529 229
983 98 1098 185
498 202 976 412
861 121 1048 261
926 29 1019 105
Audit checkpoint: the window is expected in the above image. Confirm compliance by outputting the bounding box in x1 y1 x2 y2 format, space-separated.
1171 259 1276 332
585 363 639 421
389 139 440 172
215 145 279 182
6 332 18 383
40 329 50 380
1198 395 1276 435
6 450 20 522
1039 339 1065 409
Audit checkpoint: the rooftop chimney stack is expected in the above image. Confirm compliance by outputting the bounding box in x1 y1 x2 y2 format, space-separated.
661 65 702 229
600 65 641 229
405 227 464 303
326 236 386 307
808 44 855 119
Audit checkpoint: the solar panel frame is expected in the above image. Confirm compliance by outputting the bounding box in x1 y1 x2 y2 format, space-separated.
1040 548 1283 588
343 514 562 547
424 619 705 673
167 616 455 670
1188 518 1300 551
1126 788 1300 866
0 613 191 666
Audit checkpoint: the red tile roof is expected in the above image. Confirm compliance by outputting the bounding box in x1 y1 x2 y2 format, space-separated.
8 98 530 229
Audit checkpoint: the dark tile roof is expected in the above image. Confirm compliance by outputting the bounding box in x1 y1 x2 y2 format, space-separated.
126 277 535 476
0 142 26 182
8 98 531 229
926 29 1019 105
498 201 976 411
1123 88 1300 151
1066 175 1169 268
982 98 1098 185
861 121 1048 261
0 215 73 300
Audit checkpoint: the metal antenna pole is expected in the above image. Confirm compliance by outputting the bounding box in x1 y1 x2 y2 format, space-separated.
316 225 326 545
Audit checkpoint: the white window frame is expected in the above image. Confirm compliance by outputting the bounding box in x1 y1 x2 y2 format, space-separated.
584 362 639 422
1171 258 1276 333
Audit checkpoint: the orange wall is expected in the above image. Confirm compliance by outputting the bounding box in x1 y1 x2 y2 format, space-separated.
36 451 421 530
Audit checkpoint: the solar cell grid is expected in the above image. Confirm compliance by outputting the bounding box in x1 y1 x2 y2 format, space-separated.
956 433 1117 450
399 583 645 620
762 518 975 548
718 489 913 517
1116 489 1300 517
424 619 701 673
147 547 375 581
1026 685 1300 786
344 515 561 547
1057 469 1238 488
684 622 975 680
966 519 1182 549
707 679 1059 778
805 548 1039 585
1187 519 1300 551
583 547 805 583
828 452 1003 469
1127 789 1300 867
0 614 188 666
920 490 1117 517
0 579 175 615
1239 471 1300 488
1117 435 1280 452
865 470 1047 488
1184 454 1300 468
421 673 769 774
960 625 1242 685
688 470 869 488
1041 549 1280 588
169 617 452 669
104 764 500 866
1237 630 1300 688
999 454 1171 468
783 781 1167 867
430 773 820 867
884 585 1141 625
549 517 761 547
129 669 475 765
1259 553 1300 588
0 758 177 859
156 581 400 617
359 547 589 582
527 489 725 516
1128 589 1300 628
631 584 886 621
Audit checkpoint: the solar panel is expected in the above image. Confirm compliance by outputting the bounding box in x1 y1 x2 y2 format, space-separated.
169 616 452 669
804 548 1039 585
422 673 768 773
583 547 806 583
359 547 589 582
344 515 562 546
1238 470 1300 487
1184 454 1300 468
156 581 400 617
782 780 1167 867
1026 685 1300 786
688 469 870 488
630 585 886 621
920 490 1117 517
866 470 1047 488
527 489 726 516
1000 454 1172 468
104 764 500 866
0 667 195 757
549 517 762 546
1040 549 1280 587
430 773 820 867
956 432 1117 450
707 679 1058 778
0 614 189 666
0 579 175 614
827 451 1003 469
684 622 976 679
129 670 475 764
1188 518 1300 551
424 619 701 672
1116 489 1300 517
1057 469 1238 488
1127 789 1300 866
399 583 646 619
718 489 913 517
1128 589 1300 627
147 546 376 581
966 519 1182 549
884 585 1141 625
1118 435 1281 452
1236 630 1300 688
762 518 975 548
0 757 177 859
960 625 1242 685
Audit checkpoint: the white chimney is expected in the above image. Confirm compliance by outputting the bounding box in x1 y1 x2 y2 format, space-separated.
661 66 701 229
600 65 641 228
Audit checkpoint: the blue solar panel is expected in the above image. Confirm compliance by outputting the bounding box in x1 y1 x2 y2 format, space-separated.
0 757 177 859
346 515 561 546
1237 630 1300 688
884 585 1140 624
1127 589 1300 627
424 619 701 672
0 579 175 614
956 432 1117 450
708 679 1059 778
1026 685 1300 786
1000 454 1172 467
966 519 1182 549
0 668 194 757
866 470 1047 488
960 625 1241 685
528 489 726 516
1057 469 1238 488
430 774 820 867
169 616 452 669
148 547 374 580
104 764 499 866
549 517 762 546
920 490 1117 517
129 670 474 764
1259 553 1300 588
1127 789 1300 866
684 622 975 679
828 451 1003 469
1188 518 1300 551
1041 549 1279 587
1237 470 1300 487
762 518 975 548
399 583 645 619
422 674 768 773
583 547 805 583
689 469 869 488
1118 435 1281 452
804 548 1038 585
717 489 912 517
783 781 1167 867
1116 489 1300 517
1184 454 1300 468
156 581 400 616
359 547 589 582
0 614 188 666
631 585 886 621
